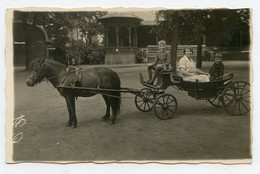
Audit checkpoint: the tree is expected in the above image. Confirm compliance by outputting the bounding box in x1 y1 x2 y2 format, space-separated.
15 11 107 67
68 12 106 46
154 10 207 70
204 9 250 48
154 10 180 72
153 9 250 69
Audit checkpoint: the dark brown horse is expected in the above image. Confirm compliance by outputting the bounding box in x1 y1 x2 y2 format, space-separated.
26 58 121 128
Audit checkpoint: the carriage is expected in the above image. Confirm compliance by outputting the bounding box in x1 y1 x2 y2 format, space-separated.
57 68 250 120
135 70 250 119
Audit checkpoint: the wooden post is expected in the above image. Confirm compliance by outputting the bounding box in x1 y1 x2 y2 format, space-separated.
240 30 243 51
116 26 119 47
105 28 108 48
196 34 203 68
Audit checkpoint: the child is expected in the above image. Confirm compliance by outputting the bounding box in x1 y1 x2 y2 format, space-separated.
209 53 224 81
146 40 171 85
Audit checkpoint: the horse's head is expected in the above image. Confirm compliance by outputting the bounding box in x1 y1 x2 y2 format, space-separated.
26 58 46 87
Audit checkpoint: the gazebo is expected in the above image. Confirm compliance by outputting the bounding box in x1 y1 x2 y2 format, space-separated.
98 12 143 64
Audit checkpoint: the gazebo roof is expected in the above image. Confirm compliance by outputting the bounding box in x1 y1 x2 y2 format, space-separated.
140 20 156 26
98 12 143 22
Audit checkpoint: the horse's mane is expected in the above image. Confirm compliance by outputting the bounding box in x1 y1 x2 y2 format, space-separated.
45 59 66 69
28 58 40 71
28 58 66 71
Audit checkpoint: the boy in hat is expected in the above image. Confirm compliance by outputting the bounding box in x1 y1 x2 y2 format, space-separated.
146 40 171 85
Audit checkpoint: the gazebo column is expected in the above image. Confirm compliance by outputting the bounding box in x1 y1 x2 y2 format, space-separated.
116 26 119 47
134 27 137 47
128 27 132 47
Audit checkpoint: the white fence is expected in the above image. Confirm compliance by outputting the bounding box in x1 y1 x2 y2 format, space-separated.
146 45 207 62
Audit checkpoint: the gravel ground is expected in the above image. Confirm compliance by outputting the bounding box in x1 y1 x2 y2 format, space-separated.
11 61 251 162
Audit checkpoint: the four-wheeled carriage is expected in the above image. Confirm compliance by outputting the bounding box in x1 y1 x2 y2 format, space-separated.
54 67 250 122
136 70 251 119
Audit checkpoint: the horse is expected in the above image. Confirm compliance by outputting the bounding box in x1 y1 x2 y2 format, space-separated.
26 58 121 128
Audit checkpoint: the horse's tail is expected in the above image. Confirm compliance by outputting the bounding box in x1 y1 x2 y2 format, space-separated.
111 71 121 115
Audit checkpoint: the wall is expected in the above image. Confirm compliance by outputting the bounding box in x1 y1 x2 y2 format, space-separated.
105 53 136 64
13 21 48 66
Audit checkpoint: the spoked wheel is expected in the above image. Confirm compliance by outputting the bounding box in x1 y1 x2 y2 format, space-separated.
135 88 155 112
207 91 223 108
222 81 250 115
153 93 178 120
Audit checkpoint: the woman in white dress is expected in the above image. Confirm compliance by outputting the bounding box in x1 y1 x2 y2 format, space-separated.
177 48 210 82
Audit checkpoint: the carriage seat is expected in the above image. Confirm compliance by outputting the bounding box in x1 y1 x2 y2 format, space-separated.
161 69 173 74
160 69 183 83
161 69 183 83
172 75 183 82
222 72 233 80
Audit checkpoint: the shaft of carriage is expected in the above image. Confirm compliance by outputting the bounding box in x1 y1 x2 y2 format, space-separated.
57 85 145 98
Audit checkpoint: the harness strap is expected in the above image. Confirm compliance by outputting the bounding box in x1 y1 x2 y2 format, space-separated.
60 75 67 85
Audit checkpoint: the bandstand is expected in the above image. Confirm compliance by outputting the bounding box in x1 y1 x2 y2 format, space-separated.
98 13 143 64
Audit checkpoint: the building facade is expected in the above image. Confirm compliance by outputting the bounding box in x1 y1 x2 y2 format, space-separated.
13 20 52 66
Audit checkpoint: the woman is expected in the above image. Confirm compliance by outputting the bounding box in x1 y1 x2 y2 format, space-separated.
177 48 209 82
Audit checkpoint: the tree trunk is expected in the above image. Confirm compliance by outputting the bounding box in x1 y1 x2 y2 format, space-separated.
196 34 203 68
89 36 92 46
170 13 180 74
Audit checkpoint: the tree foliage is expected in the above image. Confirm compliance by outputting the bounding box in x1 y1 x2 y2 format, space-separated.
153 9 250 68
14 11 107 65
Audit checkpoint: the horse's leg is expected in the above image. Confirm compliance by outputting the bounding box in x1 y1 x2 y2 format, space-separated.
65 96 73 127
102 95 110 121
65 95 77 128
110 104 117 125
109 96 118 125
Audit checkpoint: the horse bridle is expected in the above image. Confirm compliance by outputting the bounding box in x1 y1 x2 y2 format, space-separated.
31 60 46 84
30 59 79 87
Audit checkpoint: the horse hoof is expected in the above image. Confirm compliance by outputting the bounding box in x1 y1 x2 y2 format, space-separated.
109 121 115 125
71 123 77 128
102 116 109 121
65 122 72 127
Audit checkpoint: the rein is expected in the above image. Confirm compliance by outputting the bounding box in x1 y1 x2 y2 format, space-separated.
46 70 76 81
37 62 123 99
36 61 77 86
42 70 77 87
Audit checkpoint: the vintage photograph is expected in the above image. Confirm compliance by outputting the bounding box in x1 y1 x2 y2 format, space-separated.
7 8 251 163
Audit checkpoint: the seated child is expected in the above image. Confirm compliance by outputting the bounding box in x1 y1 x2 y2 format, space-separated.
209 53 224 81
146 40 171 85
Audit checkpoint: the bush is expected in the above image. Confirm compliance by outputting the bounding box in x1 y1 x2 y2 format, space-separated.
50 47 67 64
64 41 105 65
85 49 105 64
135 49 146 63
65 41 90 65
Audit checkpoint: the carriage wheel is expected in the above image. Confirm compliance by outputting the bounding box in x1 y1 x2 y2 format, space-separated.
153 93 178 120
222 81 250 115
135 88 155 112
207 91 223 108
